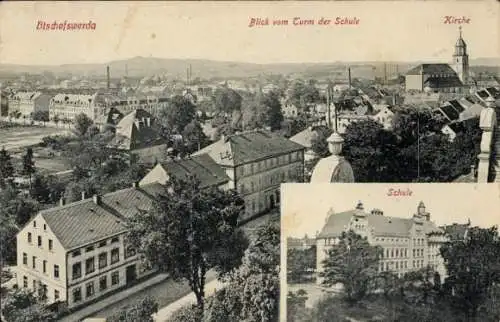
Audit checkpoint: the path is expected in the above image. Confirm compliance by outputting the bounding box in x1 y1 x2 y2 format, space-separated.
153 279 225 322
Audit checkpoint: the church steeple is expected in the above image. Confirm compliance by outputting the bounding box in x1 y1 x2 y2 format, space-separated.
453 26 469 84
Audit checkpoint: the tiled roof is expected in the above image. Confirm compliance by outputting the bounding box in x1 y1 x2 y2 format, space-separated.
441 223 469 241
40 183 164 250
406 64 457 76
192 129 305 166
160 154 230 188
438 104 460 121
289 126 329 149
318 207 444 239
424 76 463 89
110 109 165 150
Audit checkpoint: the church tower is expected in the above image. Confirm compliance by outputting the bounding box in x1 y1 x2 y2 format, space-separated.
453 26 469 84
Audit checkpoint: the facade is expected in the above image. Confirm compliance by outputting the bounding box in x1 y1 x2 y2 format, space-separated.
193 130 305 219
16 183 163 309
9 91 52 117
49 91 169 123
316 201 448 284
49 93 101 121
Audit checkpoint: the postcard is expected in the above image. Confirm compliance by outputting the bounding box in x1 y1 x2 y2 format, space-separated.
0 2 498 322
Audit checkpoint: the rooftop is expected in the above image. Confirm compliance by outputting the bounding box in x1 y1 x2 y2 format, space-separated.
193 129 305 167
40 183 164 250
159 154 230 188
406 64 458 76
317 205 444 239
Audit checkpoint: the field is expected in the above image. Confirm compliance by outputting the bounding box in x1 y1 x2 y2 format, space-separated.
1 125 73 174
0 126 70 151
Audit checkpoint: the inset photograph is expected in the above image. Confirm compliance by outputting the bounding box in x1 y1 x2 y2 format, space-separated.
281 183 500 322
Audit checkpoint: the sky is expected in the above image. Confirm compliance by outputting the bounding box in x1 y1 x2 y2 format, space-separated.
282 183 500 238
0 1 498 65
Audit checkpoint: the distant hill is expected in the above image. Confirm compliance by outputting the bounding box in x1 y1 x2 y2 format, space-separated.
0 56 498 79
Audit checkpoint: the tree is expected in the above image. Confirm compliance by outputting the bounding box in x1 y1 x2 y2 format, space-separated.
2 288 56 322
440 226 500 319
169 304 202 322
160 95 196 135
288 79 320 110
106 296 159 322
287 246 317 284
127 177 248 312
182 120 208 154
32 111 49 122
205 222 281 322
320 230 382 303
310 126 333 158
0 214 18 270
74 113 94 136
0 146 15 187
343 120 400 182
22 147 36 189
263 91 284 131
287 289 311 322
213 87 242 113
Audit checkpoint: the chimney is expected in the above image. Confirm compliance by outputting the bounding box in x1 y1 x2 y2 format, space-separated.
106 66 110 90
146 117 151 127
81 191 86 200
348 67 352 89
59 197 65 207
92 194 101 205
132 181 139 189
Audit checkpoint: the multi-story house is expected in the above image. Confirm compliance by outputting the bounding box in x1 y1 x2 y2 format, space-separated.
9 91 52 117
316 201 448 284
16 183 163 309
49 93 102 122
193 130 305 220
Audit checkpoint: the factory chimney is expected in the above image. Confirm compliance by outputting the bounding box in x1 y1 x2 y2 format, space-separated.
106 66 110 89
348 67 352 89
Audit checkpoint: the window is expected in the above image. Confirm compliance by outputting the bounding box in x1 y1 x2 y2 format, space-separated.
99 276 107 291
111 271 119 285
48 239 53 251
85 257 95 274
54 265 59 278
125 246 136 259
33 280 37 291
43 260 47 273
28 232 32 243
111 237 119 244
23 276 28 288
43 224 47 231
72 250 81 257
111 248 120 264
23 253 27 265
73 287 82 303
54 290 60 301
72 262 82 280
98 252 107 269
85 245 94 252
413 249 416 257
391 249 394 258
395 249 399 257
32 256 36 269
33 220 36 228
98 240 107 248
86 282 95 298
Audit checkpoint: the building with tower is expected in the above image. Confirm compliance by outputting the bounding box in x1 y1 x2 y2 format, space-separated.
452 26 469 84
315 201 448 284
405 28 469 93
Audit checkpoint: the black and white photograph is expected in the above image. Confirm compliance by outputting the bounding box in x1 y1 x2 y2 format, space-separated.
281 183 500 322
0 1 498 322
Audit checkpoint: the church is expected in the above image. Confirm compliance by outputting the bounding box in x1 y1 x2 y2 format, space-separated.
405 27 469 93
